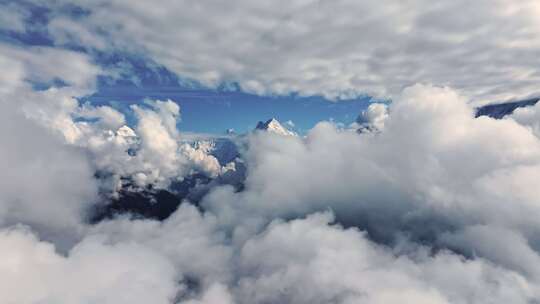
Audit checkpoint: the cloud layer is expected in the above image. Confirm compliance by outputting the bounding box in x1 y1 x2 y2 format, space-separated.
14 0 539 103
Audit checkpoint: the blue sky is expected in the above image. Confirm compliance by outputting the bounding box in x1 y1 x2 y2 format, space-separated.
79 57 379 134
84 83 376 134
80 52 380 134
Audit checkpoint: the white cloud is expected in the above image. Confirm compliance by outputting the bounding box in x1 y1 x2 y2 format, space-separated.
0 44 100 94
355 103 389 131
79 104 127 130
20 91 233 191
0 2 28 33
202 84 540 283
236 212 537 303
507 102 540 137
285 120 295 128
440 225 540 280
0 226 180 304
181 283 234 304
0 100 98 245
130 100 183 186
40 0 540 103
180 143 224 178
0 44 101 246
89 203 233 287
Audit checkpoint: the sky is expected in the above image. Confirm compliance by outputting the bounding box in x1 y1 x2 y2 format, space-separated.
7 22 377 135
80 59 378 134
86 85 375 134
3 1 540 303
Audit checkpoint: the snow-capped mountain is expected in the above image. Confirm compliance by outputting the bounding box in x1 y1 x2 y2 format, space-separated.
190 137 240 165
255 118 297 136
116 125 137 138
93 133 244 222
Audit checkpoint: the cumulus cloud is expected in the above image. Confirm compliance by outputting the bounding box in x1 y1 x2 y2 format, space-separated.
354 102 389 132
180 142 226 179
129 100 184 186
0 43 102 247
0 100 98 245
440 225 540 281
75 99 231 189
508 102 540 137
0 44 100 94
202 84 540 274
236 212 536 303
32 0 540 103
79 104 127 130
0 40 229 239
14 84 233 192
182 283 234 304
0 226 180 304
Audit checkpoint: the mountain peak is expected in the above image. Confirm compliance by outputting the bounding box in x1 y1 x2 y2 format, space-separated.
255 118 296 136
475 97 540 119
116 125 137 138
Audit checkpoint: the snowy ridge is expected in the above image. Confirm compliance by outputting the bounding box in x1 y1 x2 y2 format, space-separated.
255 118 297 136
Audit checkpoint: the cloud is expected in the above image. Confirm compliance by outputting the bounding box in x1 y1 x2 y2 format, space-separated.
79 104 127 130
202 84 540 273
130 100 184 186
354 102 389 131
33 0 540 103
0 44 102 247
16 88 234 192
236 212 536 303
76 99 231 189
508 102 540 137
4 203 232 303
0 2 28 32
0 100 98 246
0 44 100 94
284 120 295 128
180 142 225 179
3 27 540 301
440 225 540 280
0 226 180 304
4 205 537 303
181 283 234 304
89 203 233 285
0 41 231 247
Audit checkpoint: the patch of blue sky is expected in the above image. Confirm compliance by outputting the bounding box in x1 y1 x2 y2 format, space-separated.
83 83 378 135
